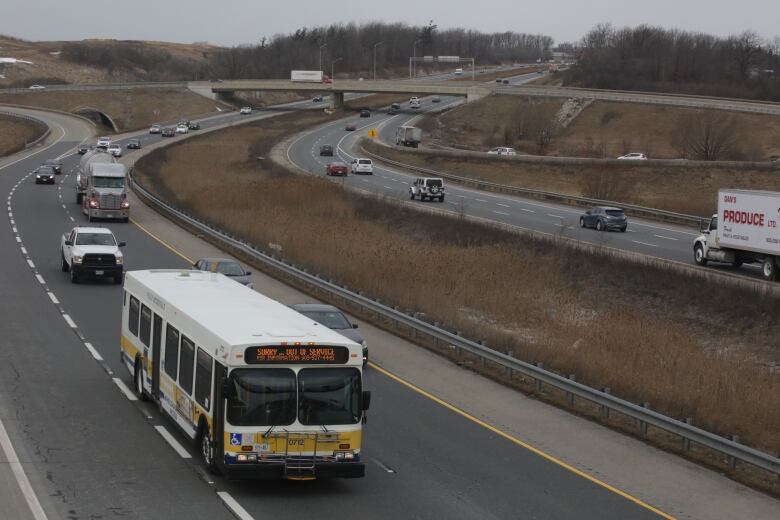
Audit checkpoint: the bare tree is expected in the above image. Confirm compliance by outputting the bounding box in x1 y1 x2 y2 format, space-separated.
672 110 741 161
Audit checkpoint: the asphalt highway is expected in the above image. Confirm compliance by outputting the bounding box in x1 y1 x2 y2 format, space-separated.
286 75 773 281
0 110 666 517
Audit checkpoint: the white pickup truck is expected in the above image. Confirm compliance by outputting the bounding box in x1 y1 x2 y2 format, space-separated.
61 226 125 284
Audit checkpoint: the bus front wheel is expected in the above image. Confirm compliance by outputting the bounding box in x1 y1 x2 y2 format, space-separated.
198 422 218 474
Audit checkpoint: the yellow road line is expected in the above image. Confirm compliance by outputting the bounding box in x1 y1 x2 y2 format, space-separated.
130 201 673 519
130 218 194 264
369 362 676 520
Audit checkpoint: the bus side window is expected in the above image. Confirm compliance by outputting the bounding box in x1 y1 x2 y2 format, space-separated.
139 305 152 347
194 348 213 411
179 335 195 395
164 325 179 378
128 296 140 337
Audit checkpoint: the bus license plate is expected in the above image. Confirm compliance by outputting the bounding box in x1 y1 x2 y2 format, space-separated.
95 270 104 275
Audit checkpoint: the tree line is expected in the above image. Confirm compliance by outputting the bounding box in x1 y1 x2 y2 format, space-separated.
60 22 553 81
565 24 780 101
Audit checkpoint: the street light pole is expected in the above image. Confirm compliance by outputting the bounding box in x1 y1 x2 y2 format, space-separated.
331 57 343 83
412 39 423 78
319 43 327 73
373 41 383 81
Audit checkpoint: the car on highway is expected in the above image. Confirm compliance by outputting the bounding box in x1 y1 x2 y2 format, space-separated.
495 78 504 83
175 124 189 134
502 79 510 84
326 162 348 176
34 165 56 184
313 95 323 102
149 124 162 134
28 84 45 90
192 257 252 287
410 177 445 202
579 206 628 232
431 96 441 103
345 123 357 131
391 103 401 110
289 303 368 366
388 107 399 115
77 143 91 154
409 96 420 104
107 144 122 157
60 226 125 284
161 127 175 137
359 109 371 118
617 152 647 160
239 106 252 115
126 138 141 150
351 158 373 175
410 99 421 109
319 144 334 156
43 159 62 174
488 147 517 156
96 136 111 149
187 121 201 130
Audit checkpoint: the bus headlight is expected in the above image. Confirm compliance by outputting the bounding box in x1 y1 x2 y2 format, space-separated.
334 451 355 461
237 453 257 462
72 255 83 264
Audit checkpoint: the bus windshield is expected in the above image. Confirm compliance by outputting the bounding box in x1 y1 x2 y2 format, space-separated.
92 176 125 189
299 368 361 426
227 368 296 426
226 367 362 427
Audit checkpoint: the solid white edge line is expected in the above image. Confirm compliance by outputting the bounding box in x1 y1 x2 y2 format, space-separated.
112 378 138 402
62 314 77 328
83 342 103 361
216 492 255 520
0 417 49 520
153 426 192 459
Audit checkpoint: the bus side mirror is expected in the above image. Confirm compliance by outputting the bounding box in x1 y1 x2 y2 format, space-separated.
222 381 235 399
361 390 371 411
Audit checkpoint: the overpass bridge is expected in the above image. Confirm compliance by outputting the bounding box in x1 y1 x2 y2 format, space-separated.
187 79 493 107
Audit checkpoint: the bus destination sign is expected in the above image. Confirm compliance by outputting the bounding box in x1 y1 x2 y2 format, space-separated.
245 346 349 364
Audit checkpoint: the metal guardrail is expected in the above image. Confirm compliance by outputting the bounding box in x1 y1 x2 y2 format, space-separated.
0 109 50 149
128 168 780 478
360 144 705 228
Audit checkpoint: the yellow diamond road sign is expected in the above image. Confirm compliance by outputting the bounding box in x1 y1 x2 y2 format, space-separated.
368 128 378 139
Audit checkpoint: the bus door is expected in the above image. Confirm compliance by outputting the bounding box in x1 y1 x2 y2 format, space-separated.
151 314 163 399
214 364 227 470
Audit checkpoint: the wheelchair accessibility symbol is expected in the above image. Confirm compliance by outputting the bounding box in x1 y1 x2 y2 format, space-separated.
229 433 242 446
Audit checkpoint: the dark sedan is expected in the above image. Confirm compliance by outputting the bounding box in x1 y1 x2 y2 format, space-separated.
43 159 62 174
34 166 56 184
326 162 348 176
580 206 628 232
359 109 371 118
161 127 176 137
345 123 357 131
188 121 201 130
126 138 141 149
77 144 90 154
319 144 334 156
290 303 368 366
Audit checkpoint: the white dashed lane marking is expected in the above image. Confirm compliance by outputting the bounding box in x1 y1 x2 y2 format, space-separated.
654 235 679 241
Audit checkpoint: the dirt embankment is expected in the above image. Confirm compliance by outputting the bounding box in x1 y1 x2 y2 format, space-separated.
0 114 46 156
433 96 780 161
0 89 228 132
363 140 780 216
134 109 780 476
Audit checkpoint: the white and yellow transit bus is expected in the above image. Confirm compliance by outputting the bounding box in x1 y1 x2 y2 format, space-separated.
120 269 370 479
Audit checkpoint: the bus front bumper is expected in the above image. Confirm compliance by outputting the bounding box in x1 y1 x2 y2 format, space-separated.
221 461 365 479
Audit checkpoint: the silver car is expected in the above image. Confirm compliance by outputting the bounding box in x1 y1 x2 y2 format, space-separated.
290 303 368 366
193 257 252 287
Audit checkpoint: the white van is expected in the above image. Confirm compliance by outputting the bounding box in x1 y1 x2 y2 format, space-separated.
454 68 463 75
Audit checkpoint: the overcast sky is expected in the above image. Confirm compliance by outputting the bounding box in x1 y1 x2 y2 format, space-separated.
1 0 778 46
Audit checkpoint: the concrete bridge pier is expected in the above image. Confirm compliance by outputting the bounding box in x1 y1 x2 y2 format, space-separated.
467 86 491 103
332 91 345 109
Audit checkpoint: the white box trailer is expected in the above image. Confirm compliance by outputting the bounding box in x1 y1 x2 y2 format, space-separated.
291 70 324 82
694 189 780 279
395 126 422 148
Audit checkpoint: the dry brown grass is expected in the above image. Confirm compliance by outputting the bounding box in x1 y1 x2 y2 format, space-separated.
0 114 46 156
0 88 228 132
364 142 780 216
135 111 780 461
435 96 780 161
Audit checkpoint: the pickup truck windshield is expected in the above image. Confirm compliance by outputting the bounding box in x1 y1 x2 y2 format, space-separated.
92 177 124 189
75 233 116 246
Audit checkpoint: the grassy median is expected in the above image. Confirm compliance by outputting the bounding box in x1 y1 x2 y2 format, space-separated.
0 114 46 156
134 110 780 482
